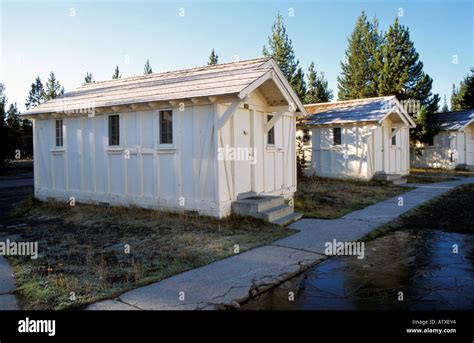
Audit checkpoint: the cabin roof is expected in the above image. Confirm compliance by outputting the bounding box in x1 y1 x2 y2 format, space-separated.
428 109 474 131
24 57 306 117
302 96 415 127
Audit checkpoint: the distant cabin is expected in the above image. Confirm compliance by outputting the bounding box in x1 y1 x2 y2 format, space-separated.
23 58 306 219
300 96 416 180
411 109 474 170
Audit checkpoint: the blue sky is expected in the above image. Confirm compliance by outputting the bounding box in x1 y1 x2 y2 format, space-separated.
1 0 473 112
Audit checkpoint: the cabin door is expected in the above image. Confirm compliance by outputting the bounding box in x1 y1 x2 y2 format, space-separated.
233 108 253 196
389 127 402 173
466 131 474 165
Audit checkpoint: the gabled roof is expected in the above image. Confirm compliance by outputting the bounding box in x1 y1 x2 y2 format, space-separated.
23 57 306 117
428 109 474 131
303 96 416 127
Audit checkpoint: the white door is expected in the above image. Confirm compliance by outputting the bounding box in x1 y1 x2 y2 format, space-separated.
233 108 252 196
389 128 402 173
467 131 474 165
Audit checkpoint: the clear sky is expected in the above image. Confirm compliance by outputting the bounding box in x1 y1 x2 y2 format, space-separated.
1 0 473 112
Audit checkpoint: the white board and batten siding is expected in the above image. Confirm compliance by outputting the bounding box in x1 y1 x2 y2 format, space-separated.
34 104 220 216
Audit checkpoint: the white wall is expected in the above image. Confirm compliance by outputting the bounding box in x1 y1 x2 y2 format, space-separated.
34 104 220 217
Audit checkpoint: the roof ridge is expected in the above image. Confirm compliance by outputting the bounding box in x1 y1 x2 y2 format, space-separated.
81 57 272 88
304 95 395 107
434 109 474 115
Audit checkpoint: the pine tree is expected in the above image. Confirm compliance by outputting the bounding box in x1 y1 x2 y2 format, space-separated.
263 13 306 100
338 12 382 100
379 17 439 116
0 84 8 166
44 72 65 100
304 62 333 104
451 68 474 110
144 59 153 74
6 103 21 159
208 49 218 65
25 76 45 109
441 94 449 112
112 66 121 79
84 72 94 84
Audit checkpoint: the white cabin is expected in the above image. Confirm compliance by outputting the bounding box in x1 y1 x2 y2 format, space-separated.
411 110 474 170
301 96 415 180
23 58 306 218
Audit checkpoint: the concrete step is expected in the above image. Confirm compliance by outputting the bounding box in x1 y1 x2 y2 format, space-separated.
391 178 407 185
232 196 285 214
271 212 303 226
255 204 294 223
373 173 403 181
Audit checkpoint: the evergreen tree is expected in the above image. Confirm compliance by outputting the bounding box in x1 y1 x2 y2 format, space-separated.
263 14 306 100
84 72 94 84
441 94 449 112
6 103 21 159
304 62 333 104
208 49 218 65
44 72 65 100
25 76 45 109
144 59 153 74
338 12 382 100
0 84 8 166
451 68 474 110
112 66 121 79
379 17 439 116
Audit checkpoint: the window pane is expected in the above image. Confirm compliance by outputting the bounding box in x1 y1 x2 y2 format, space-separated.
109 115 120 146
267 115 275 145
55 119 63 147
391 129 396 146
160 110 173 144
333 127 341 145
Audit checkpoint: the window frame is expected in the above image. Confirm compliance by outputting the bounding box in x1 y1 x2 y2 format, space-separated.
55 119 64 148
333 127 342 146
266 114 275 146
108 114 120 147
159 110 174 146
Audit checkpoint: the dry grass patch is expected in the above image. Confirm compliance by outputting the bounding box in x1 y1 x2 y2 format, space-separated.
1 197 293 310
295 176 411 219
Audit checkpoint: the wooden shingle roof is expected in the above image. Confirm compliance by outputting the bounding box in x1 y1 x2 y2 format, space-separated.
24 57 306 117
428 109 474 131
302 96 415 127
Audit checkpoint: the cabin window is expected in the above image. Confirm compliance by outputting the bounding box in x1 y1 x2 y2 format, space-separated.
302 129 310 143
333 127 341 145
108 115 120 146
55 119 63 147
160 110 173 144
391 128 397 146
267 114 275 145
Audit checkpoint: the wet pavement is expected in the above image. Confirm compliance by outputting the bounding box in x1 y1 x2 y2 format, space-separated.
242 229 474 310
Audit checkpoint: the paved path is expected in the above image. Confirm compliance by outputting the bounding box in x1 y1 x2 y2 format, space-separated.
0 256 19 310
87 176 474 310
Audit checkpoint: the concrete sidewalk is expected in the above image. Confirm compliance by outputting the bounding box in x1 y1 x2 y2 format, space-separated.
84 177 474 310
0 178 34 189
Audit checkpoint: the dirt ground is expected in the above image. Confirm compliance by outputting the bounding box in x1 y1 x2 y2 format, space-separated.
0 187 293 310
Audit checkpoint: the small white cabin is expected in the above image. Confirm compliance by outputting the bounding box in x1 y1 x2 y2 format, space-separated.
411 110 474 170
23 58 306 218
301 96 415 180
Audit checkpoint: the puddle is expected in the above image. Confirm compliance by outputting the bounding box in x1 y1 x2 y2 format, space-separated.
242 230 474 310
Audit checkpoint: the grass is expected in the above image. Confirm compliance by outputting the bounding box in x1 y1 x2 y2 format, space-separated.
294 176 411 219
1 197 294 310
410 167 474 177
363 183 474 241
